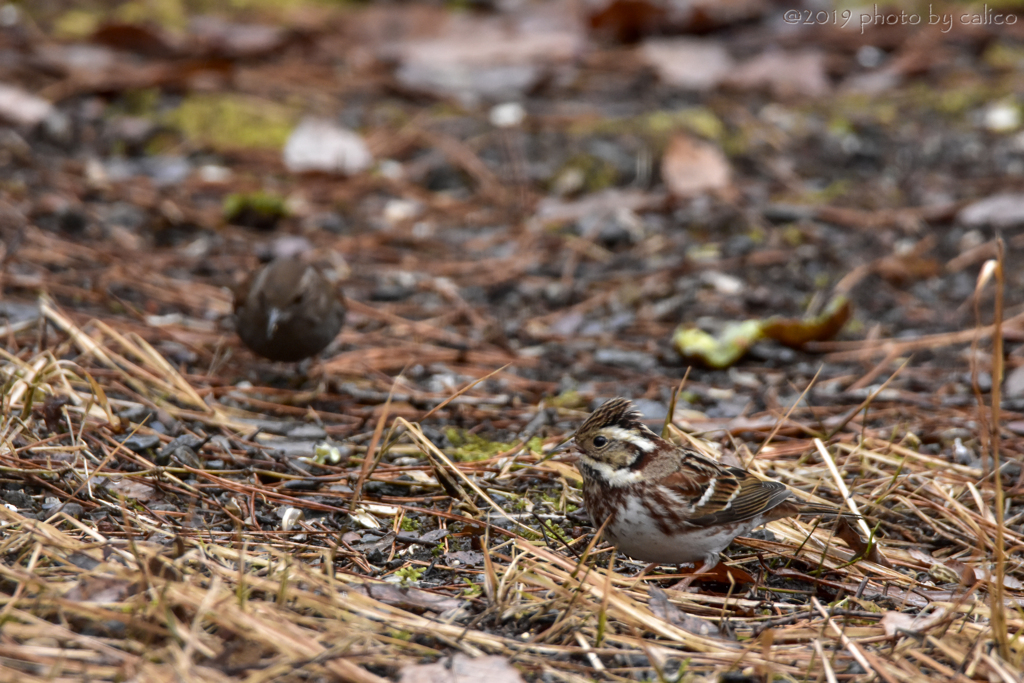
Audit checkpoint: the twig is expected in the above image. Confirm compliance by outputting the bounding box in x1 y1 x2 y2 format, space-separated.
350 381 395 509
985 244 1009 660
813 439 871 540
754 364 822 458
812 638 839 683
825 357 910 440
810 596 898 683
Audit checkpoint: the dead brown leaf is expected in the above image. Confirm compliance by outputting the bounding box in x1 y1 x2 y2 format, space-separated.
875 254 941 285
761 296 852 349
586 0 767 42
833 517 892 568
693 562 756 586
91 23 181 58
660 134 732 199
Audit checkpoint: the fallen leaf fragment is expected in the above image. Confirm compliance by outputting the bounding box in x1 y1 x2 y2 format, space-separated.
415 529 450 544
834 517 892 568
445 550 484 567
686 562 756 586
874 253 941 285
673 296 851 368
973 566 1024 590
761 295 852 348
587 0 667 42
392 12 582 106
958 192 1024 229
661 134 732 199
190 16 289 58
106 477 161 502
356 582 466 614
91 22 180 58
907 548 1024 589
0 83 54 127
647 586 723 636
640 38 733 91
283 118 373 175
349 508 383 530
881 607 947 637
726 49 830 98
672 319 762 369
535 188 667 225
65 576 136 603
586 0 767 42
399 654 525 683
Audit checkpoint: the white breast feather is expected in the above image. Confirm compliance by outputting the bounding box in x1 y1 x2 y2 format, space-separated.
581 458 644 486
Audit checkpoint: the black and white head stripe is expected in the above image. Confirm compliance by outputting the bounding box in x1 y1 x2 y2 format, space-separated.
578 397 651 436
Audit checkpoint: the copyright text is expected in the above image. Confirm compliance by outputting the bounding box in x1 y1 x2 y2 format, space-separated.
783 4 1017 34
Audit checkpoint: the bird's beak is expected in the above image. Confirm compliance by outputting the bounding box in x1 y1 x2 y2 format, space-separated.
266 308 283 338
540 437 578 464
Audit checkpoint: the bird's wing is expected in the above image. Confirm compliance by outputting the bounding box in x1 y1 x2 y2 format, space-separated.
658 453 792 527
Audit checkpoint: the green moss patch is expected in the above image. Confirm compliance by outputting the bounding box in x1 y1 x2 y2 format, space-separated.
165 94 297 152
444 428 515 462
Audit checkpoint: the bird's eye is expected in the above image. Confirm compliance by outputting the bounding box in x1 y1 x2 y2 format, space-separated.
592 436 608 448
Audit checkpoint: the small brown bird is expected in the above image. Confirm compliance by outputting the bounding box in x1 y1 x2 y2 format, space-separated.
233 257 346 362
572 397 855 569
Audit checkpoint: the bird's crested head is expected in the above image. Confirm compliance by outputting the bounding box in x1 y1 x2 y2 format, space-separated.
572 397 662 484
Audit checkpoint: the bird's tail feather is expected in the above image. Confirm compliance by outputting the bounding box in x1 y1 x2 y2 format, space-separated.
795 501 859 518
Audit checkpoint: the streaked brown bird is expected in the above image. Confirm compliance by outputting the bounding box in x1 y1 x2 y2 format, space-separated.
233 257 345 362
572 397 856 569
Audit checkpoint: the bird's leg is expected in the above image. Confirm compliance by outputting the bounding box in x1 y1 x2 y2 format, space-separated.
668 555 721 591
667 563 703 591
304 354 330 396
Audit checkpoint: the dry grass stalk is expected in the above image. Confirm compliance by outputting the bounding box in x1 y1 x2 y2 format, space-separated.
1 314 1022 682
